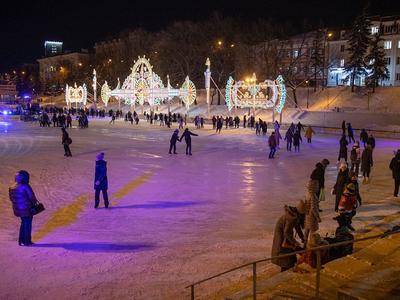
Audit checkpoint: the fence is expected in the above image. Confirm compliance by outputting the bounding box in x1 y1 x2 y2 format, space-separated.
186 229 400 300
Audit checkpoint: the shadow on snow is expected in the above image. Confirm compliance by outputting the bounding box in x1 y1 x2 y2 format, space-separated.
111 200 203 209
31 242 155 253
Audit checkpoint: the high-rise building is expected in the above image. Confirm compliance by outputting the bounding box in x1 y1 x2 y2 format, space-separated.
44 41 63 57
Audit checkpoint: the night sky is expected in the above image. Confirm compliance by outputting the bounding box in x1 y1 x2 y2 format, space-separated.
1 0 399 72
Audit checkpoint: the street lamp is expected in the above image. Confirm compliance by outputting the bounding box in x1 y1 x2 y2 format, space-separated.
306 80 310 109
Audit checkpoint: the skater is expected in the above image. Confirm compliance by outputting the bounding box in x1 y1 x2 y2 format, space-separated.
179 128 198 155
293 130 302 152
361 144 373 184
169 129 180 154
333 162 349 212
66 114 72 128
109 114 116 124
304 126 315 143
367 134 376 150
304 179 321 246
350 141 361 176
212 116 217 129
347 123 355 143
360 129 368 147
94 152 109 208
274 121 282 148
284 128 293 151
338 135 348 163
255 122 261 135
341 120 346 135
389 150 400 197
243 115 247 128
271 201 305 272
61 128 72 157
268 132 277 159
296 121 304 133
9 170 39 246
216 117 223 134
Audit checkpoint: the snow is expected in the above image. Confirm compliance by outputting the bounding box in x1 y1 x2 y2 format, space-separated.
0 116 399 299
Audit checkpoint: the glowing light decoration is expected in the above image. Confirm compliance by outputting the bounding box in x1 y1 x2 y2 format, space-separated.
65 83 87 107
100 56 196 108
225 74 286 113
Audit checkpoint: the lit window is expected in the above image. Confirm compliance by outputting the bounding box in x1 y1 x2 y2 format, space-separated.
398 41 400 48
293 50 299 58
340 59 345 67
384 57 391 65
384 40 392 49
371 26 379 34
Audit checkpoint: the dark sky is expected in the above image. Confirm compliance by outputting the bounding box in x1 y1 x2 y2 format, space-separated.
1 0 399 72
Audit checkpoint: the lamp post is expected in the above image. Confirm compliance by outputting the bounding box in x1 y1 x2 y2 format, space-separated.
306 80 310 109
92 69 97 110
204 58 211 118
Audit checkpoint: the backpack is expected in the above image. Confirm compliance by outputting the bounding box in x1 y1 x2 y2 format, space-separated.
350 148 357 161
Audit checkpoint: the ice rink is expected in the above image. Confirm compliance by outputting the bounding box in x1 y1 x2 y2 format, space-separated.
0 117 398 299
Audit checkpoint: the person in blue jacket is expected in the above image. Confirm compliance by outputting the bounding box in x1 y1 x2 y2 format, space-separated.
94 152 109 208
179 128 198 155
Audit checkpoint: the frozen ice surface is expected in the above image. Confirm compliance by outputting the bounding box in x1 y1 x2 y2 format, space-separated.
0 117 398 299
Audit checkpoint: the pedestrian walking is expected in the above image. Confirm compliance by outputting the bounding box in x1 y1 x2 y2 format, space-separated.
9 170 39 246
389 150 400 197
360 129 368 147
338 134 348 162
310 158 330 211
347 123 355 143
350 141 361 176
61 128 72 157
94 152 109 209
333 162 349 212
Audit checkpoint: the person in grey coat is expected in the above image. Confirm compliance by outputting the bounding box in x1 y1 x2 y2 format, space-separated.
94 152 109 208
271 201 305 272
9 170 38 246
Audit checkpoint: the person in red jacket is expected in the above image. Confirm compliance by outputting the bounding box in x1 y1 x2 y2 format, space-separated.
337 183 358 231
9 170 38 246
268 132 277 159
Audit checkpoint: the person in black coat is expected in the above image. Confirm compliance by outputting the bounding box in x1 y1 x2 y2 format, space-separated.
169 129 180 154
310 159 330 199
61 128 72 157
293 130 302 152
333 163 349 212
360 129 368 147
390 150 400 197
9 170 38 246
347 123 355 143
179 128 198 155
94 152 109 208
341 120 346 135
338 135 348 162
367 134 375 150
284 129 293 151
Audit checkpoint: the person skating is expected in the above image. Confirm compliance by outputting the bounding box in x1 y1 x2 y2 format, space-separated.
61 128 72 157
284 128 293 151
304 180 321 246
274 121 282 148
293 130 302 152
268 132 277 159
367 134 376 150
179 128 198 155
350 141 361 176
347 123 355 143
341 120 346 136
94 152 109 208
338 134 348 163
109 114 116 124
304 126 315 143
361 144 373 184
169 129 180 154
333 162 349 212
389 150 400 197
296 121 304 133
360 129 368 147
9 170 39 246
66 114 72 128
271 201 305 272
216 117 223 134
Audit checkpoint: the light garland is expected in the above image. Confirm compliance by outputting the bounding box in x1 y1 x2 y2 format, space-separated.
225 75 286 113
100 56 196 108
65 83 87 106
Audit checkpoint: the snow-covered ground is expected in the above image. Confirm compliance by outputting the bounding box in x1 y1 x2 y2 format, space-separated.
0 116 399 300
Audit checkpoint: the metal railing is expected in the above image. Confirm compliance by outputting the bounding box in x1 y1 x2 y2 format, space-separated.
186 229 400 300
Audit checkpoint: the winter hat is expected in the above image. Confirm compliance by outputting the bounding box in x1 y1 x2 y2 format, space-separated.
296 199 306 214
16 170 30 184
96 152 105 161
345 183 356 195
321 159 330 167
174 129 179 133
